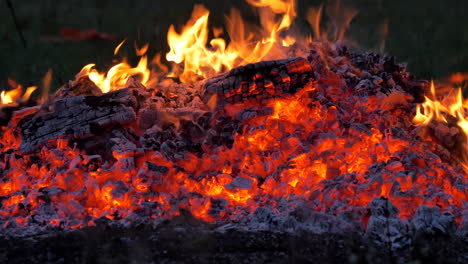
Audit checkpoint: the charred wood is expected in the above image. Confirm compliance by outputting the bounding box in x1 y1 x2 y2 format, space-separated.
203 57 314 107
18 88 138 154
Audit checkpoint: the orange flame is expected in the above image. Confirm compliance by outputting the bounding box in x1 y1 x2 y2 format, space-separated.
76 56 150 93
1 79 37 105
77 0 298 89
0 1 464 229
414 80 468 166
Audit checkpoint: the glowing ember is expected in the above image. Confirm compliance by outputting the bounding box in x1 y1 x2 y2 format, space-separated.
0 0 466 234
414 80 468 169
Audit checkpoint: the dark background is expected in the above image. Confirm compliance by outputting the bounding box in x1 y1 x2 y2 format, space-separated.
1 0 468 91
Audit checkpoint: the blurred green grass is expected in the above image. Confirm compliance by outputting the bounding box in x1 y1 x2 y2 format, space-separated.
1 0 468 92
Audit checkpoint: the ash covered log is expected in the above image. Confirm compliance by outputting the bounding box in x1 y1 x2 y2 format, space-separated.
18 88 138 154
55 76 103 99
203 57 314 107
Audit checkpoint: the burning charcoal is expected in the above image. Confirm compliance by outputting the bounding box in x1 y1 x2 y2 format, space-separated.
411 205 457 235
134 160 169 187
19 88 138 154
38 187 65 203
382 55 402 73
237 106 274 121
110 181 130 198
138 108 158 131
386 78 396 89
203 57 313 108
225 176 254 191
160 141 176 156
0 103 38 127
196 112 213 130
354 79 374 97
82 154 102 171
111 130 140 154
179 119 204 140
365 197 411 250
209 198 228 218
0 34 465 252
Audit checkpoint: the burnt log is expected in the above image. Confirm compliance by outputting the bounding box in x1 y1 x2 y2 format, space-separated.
0 100 37 127
203 57 314 107
54 76 103 99
18 88 138 154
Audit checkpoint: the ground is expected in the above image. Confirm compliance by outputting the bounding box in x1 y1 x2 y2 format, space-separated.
1 0 468 91
0 216 467 264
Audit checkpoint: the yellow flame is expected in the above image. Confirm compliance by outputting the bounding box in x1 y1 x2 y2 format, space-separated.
0 85 37 105
114 38 127 55
414 80 468 165
135 43 149 57
23 86 38 101
1 86 21 105
76 0 298 89
166 0 296 83
76 54 150 93
165 5 238 83
413 81 448 125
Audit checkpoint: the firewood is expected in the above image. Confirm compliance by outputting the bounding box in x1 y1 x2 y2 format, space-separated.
55 76 103 99
18 88 137 154
203 57 314 107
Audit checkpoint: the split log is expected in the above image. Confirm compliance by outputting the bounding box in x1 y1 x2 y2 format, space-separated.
203 57 314 107
19 88 138 154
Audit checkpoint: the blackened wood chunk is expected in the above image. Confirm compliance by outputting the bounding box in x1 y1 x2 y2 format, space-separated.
203 57 314 108
0 105 21 127
55 76 103 99
348 52 426 102
19 88 137 154
0 102 39 127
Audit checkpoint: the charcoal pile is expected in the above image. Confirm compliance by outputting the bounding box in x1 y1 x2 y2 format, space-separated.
0 42 467 263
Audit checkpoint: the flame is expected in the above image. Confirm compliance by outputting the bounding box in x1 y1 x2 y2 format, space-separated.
414 80 468 166
306 5 323 41
165 0 296 82
114 38 127 55
76 55 150 93
74 0 298 88
413 81 448 125
78 0 299 88
306 0 357 42
0 1 465 230
1 79 37 105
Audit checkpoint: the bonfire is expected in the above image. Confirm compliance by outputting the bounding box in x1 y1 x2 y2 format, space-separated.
0 0 466 263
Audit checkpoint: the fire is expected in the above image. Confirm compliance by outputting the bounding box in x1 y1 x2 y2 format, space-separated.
0 88 21 105
165 0 297 82
78 0 298 88
414 80 468 166
76 57 150 94
413 81 449 125
0 0 466 232
0 79 37 105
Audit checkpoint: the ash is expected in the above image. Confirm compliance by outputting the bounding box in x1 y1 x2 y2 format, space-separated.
0 42 466 261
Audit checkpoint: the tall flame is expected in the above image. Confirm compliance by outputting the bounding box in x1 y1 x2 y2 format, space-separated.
165 5 238 83
165 0 297 83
